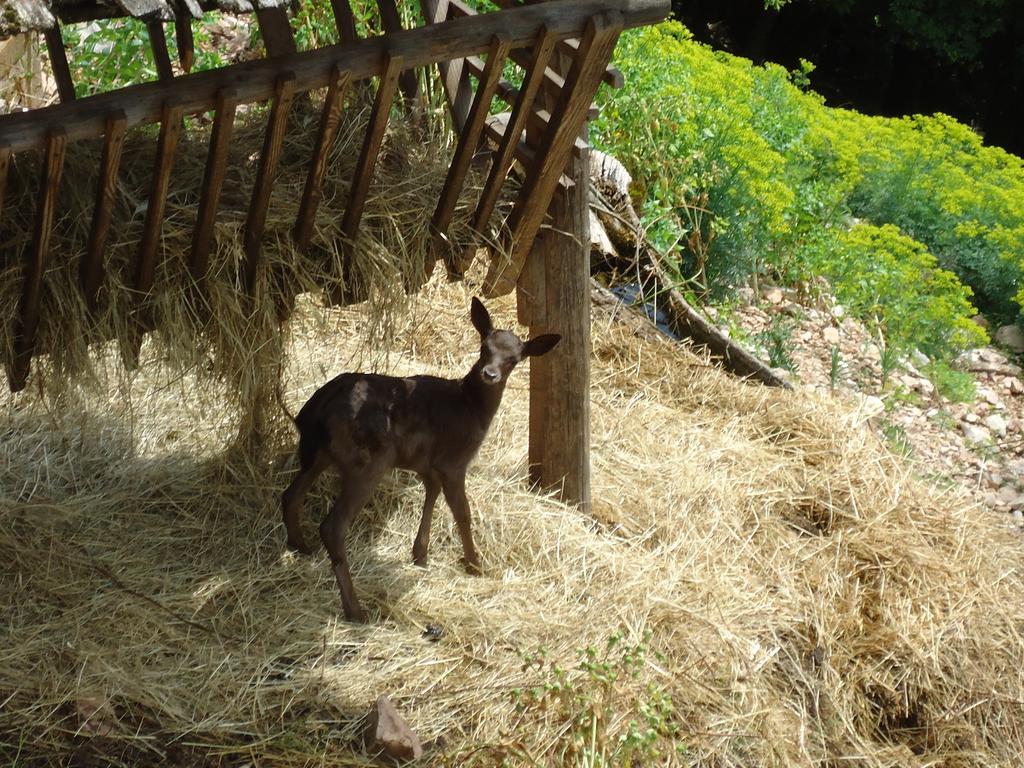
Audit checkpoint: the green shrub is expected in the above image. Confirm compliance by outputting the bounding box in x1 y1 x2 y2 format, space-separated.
801 224 986 357
594 22 1022 360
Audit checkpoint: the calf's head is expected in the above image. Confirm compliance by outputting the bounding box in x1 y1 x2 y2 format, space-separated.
470 297 561 385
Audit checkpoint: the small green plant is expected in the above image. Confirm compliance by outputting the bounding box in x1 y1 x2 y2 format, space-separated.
924 360 978 402
755 316 797 373
880 420 914 457
510 631 684 766
828 344 843 391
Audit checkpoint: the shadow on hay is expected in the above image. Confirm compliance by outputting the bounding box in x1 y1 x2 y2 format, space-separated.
0 405 443 760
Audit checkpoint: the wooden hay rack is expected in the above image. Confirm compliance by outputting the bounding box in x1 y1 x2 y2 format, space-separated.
0 0 669 509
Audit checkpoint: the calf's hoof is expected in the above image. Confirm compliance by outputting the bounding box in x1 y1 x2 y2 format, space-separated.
461 556 482 576
343 605 368 624
286 536 317 556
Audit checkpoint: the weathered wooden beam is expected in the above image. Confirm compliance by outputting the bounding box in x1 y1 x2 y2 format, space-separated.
147 20 174 81
446 0 600 116
484 12 623 297
294 66 351 251
463 26 556 266
174 13 195 73
329 0 358 42
8 130 66 392
421 0 473 133
189 88 238 284
482 114 572 189
376 0 418 102
0 0 669 154
336 52 403 301
487 0 623 88
134 101 184 313
0 144 10 222
43 26 75 103
80 111 127 312
431 34 511 277
255 6 297 57
464 55 591 154
242 72 297 293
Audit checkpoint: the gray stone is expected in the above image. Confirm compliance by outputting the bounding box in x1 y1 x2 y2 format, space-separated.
998 486 1024 508
994 324 1024 353
961 423 990 443
984 413 1008 437
910 349 931 368
971 314 991 331
822 326 841 345
365 695 423 762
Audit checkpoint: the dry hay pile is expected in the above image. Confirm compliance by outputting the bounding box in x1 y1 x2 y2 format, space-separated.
0 89 484 427
0 272 1022 766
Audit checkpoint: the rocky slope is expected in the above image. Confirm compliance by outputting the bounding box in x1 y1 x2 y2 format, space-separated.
719 285 1024 527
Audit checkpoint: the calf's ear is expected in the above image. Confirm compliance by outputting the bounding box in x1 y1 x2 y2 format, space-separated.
470 297 493 338
522 334 562 357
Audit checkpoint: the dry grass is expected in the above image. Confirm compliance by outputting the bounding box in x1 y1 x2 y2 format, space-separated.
1 274 1023 766
2 94 1024 767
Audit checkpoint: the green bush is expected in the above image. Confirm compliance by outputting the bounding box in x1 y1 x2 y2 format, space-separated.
593 21 1021 359
801 224 986 357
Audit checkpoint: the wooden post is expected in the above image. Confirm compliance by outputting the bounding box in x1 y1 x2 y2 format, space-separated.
526 144 591 510
515 20 611 511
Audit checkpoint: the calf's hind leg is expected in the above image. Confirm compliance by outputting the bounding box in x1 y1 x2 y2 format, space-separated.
320 462 388 622
282 451 331 555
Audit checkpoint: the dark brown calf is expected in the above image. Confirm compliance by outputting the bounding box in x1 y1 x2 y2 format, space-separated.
282 297 560 622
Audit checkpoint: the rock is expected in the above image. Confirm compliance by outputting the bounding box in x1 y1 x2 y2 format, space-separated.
831 304 846 319
961 423 990 443
971 314 991 331
978 387 1003 407
998 486 1024 508
964 413 980 424
735 286 756 306
860 395 885 418
1014 510 1024 525
994 324 1024 353
989 472 1004 488
984 413 1008 438
1009 378 1024 396
822 326 841 345
365 695 423 762
765 286 784 305
910 349 931 368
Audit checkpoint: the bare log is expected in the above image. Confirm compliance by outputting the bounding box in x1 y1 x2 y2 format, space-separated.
590 150 791 389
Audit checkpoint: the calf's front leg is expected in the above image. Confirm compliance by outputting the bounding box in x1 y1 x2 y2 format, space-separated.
412 470 442 567
441 472 481 575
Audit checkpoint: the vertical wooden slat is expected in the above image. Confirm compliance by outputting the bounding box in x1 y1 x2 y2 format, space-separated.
256 7 298 57
376 0 418 102
242 72 297 294
430 34 511 278
462 27 557 267
134 102 184 309
147 21 174 82
329 0 359 42
422 0 473 132
484 12 623 297
190 88 238 284
8 130 67 391
123 102 184 367
43 27 75 103
293 66 351 251
174 14 195 73
335 52 403 301
0 144 10 222
80 111 127 312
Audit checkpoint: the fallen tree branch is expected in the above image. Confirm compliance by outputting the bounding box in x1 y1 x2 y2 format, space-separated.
589 150 791 389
